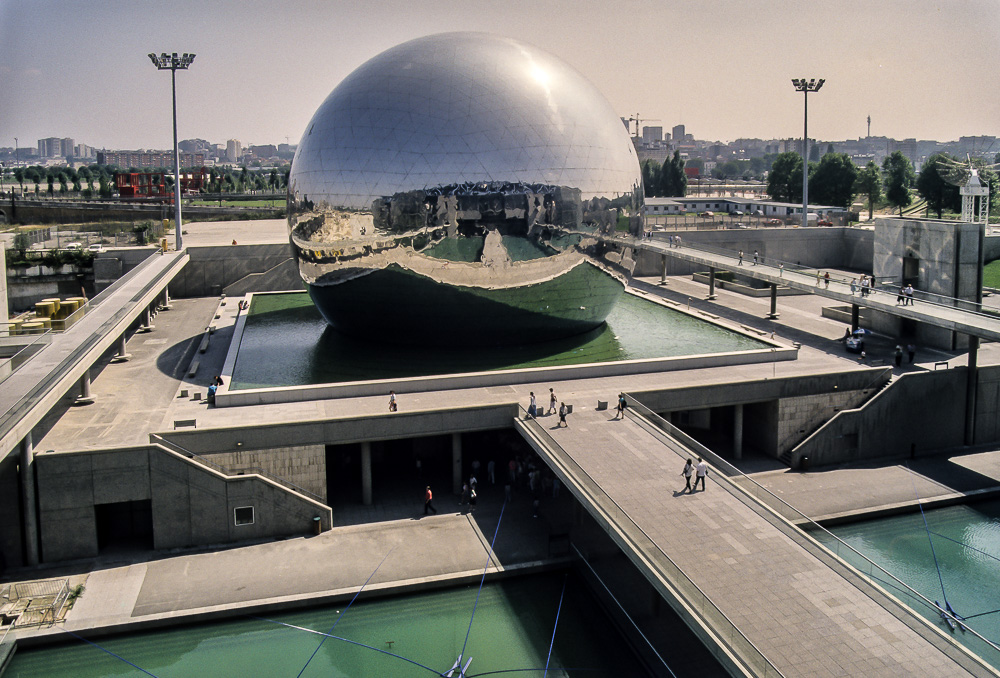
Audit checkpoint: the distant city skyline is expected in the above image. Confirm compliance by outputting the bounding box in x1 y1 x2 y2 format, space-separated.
2 0 998 153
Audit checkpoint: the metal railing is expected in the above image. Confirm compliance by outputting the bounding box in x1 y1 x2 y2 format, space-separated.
642 236 1000 323
1 579 70 628
517 406 785 678
150 433 327 505
0 251 183 446
623 396 1000 672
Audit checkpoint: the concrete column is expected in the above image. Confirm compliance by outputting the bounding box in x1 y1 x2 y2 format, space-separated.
733 403 744 460
851 304 860 331
964 336 979 446
161 285 172 310
452 433 463 495
139 307 154 332
361 442 372 506
75 368 95 405
111 332 131 363
707 267 717 300
19 431 38 566
767 284 779 319
660 254 667 285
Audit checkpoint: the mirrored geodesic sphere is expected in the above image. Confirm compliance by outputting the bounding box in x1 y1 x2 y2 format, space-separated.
288 32 643 345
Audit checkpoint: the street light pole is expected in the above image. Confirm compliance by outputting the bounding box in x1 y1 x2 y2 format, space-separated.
148 52 195 251
791 78 824 229
13 137 17 195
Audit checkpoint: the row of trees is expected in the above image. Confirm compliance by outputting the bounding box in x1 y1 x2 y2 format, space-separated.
641 151 687 197
6 164 291 198
768 149 999 219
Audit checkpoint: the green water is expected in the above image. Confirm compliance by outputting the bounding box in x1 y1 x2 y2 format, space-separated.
816 499 1000 668
231 291 768 389
7 573 648 677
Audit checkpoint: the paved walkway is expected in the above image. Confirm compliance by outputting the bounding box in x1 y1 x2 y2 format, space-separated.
636 237 1000 342
532 404 988 677
0 250 188 461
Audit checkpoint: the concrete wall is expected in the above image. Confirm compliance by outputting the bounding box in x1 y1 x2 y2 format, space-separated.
790 366 1000 468
0 455 22 570
634 227 874 277
93 248 159 294
872 217 981 349
201 444 326 502
776 389 873 456
34 445 330 562
170 244 302 298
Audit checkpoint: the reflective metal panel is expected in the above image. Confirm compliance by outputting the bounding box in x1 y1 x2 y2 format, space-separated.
288 32 644 344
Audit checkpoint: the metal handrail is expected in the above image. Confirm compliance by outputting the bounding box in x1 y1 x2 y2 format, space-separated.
644 236 1000 322
150 433 327 505
517 406 785 678
624 396 1000 669
0 252 184 445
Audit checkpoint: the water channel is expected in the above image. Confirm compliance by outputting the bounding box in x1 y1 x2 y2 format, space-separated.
230 290 769 389
7 572 648 677
816 498 1000 669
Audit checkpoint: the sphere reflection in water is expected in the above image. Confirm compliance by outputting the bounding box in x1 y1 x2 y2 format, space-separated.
288 32 643 345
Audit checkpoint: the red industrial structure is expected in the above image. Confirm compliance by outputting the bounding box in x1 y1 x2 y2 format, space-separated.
115 169 208 200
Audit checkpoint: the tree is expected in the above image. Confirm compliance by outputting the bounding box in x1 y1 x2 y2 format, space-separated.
13 167 24 194
665 151 686 197
915 153 959 218
882 151 916 215
809 152 857 209
767 152 803 203
855 161 882 220
641 159 660 197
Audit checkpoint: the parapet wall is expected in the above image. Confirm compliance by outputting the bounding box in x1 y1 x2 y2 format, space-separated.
790 365 1000 468
635 226 874 277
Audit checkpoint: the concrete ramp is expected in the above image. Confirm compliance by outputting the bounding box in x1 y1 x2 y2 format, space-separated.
516 404 992 677
223 258 303 296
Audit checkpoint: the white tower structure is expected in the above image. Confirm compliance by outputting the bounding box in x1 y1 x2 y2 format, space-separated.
960 169 990 226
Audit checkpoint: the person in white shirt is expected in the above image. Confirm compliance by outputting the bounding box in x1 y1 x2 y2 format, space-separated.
693 458 708 492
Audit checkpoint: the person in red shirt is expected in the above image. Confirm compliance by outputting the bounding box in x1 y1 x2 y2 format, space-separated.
424 486 437 515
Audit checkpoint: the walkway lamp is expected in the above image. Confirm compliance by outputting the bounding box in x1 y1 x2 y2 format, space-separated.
791 78 824 229
148 52 195 250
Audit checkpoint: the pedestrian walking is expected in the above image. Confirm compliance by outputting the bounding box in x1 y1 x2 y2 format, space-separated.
668 234 674 248
693 457 708 492
904 284 914 305
850 278 857 295
487 459 496 484
896 287 905 304
614 393 627 419
907 343 916 363
752 250 759 265
468 487 477 513
779 263 784 277
675 234 682 248
424 486 437 515
459 482 469 506
681 458 694 493
548 387 557 414
388 390 397 412
816 270 822 286
861 276 870 297
527 391 537 418
558 402 568 427
824 272 830 288
737 250 744 266
894 345 903 367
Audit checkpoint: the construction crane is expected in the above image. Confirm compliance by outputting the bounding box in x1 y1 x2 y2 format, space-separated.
626 113 660 139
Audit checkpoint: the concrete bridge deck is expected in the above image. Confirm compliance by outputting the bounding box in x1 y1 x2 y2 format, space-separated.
634 237 1000 342
519 404 992 677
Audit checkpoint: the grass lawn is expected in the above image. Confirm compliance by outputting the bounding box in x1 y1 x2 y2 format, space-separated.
984 260 1000 288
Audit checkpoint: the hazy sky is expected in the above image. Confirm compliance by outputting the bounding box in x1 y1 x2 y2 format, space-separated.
2 0 998 152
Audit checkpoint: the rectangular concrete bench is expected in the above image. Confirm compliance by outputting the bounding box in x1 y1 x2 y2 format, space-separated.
187 359 200 378
198 330 211 354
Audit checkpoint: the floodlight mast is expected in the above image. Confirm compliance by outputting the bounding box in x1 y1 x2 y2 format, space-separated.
148 52 196 250
791 78 824 229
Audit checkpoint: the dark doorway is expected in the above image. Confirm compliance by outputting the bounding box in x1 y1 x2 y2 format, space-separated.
95 500 153 552
902 256 919 286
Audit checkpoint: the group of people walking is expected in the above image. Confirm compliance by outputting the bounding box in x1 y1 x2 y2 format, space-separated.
526 388 569 427
681 457 709 492
849 275 874 297
896 284 916 305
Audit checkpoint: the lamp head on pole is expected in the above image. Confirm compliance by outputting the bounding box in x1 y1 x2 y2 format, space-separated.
792 78 825 93
149 52 196 70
